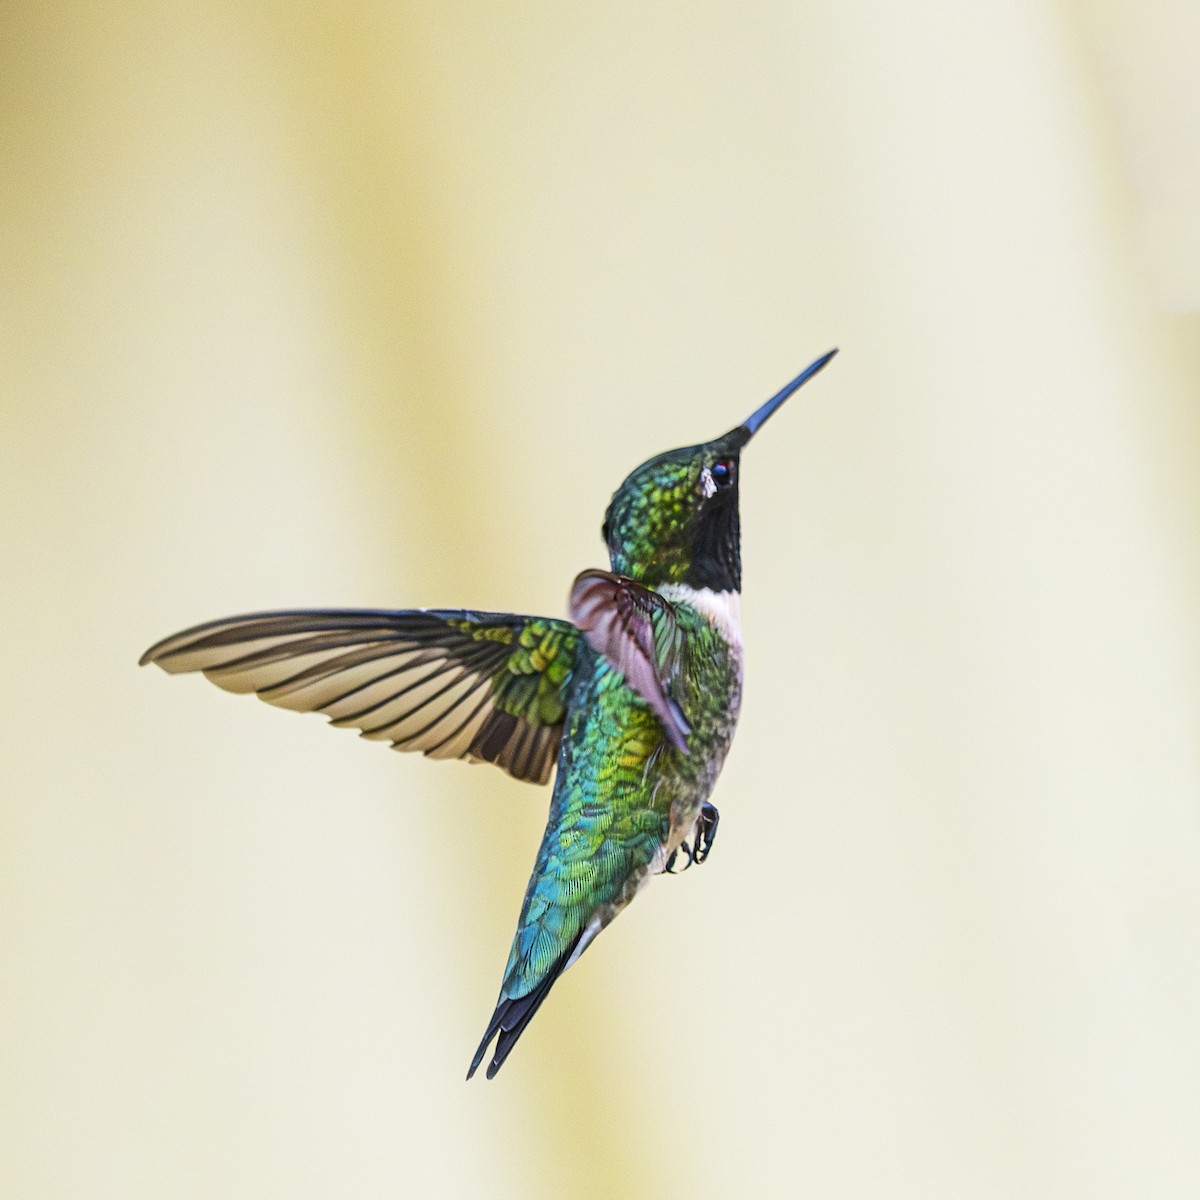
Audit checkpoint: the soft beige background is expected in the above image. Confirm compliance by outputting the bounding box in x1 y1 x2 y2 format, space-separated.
3 3 1199 1198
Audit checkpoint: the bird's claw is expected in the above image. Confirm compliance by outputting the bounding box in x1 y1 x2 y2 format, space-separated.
693 801 719 865
665 840 694 874
665 802 719 874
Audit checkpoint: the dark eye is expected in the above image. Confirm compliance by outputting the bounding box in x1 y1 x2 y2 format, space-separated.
710 459 735 488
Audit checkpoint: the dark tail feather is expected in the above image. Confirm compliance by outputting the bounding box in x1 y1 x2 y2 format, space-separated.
467 932 583 1080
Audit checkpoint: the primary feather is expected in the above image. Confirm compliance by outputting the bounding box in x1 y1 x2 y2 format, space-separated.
141 609 579 785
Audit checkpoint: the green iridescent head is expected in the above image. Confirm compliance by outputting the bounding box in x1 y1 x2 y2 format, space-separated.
602 351 837 592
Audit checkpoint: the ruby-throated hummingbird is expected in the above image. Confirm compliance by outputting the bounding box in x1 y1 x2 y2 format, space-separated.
140 348 837 1078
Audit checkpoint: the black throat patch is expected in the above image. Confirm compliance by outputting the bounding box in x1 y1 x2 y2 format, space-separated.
687 491 741 592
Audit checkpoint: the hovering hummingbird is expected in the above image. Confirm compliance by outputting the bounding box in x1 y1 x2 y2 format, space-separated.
140 348 837 1078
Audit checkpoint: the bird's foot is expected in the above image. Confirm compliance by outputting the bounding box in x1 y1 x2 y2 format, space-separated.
665 840 694 874
693 802 719 865
665 803 720 874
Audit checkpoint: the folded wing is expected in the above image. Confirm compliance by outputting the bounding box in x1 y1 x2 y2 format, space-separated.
568 569 690 752
140 609 580 784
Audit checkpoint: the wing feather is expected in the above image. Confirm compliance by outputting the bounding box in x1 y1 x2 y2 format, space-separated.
568 570 691 751
141 609 581 784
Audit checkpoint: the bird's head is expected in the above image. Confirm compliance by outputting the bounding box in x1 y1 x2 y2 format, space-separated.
602 350 837 592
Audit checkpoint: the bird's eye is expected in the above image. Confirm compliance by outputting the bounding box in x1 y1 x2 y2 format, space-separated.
710 459 735 488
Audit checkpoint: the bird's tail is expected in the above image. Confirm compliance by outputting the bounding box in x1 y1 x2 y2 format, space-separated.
467 930 583 1080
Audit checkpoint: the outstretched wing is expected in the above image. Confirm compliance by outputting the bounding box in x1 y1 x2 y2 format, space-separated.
140 609 580 784
568 569 690 751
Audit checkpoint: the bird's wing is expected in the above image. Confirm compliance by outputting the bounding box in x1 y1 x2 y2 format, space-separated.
140 609 580 784
568 569 691 751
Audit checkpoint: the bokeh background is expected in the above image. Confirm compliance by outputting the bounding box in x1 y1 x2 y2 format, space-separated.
3 3 1199 1197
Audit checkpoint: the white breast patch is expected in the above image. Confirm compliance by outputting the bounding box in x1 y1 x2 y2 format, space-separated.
657 583 742 647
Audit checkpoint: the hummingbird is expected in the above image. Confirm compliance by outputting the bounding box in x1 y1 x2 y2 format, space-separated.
140 348 837 1079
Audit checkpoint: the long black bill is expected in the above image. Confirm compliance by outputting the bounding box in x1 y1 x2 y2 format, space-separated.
742 348 838 438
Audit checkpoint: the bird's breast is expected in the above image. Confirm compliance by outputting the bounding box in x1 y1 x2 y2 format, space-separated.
657 583 743 651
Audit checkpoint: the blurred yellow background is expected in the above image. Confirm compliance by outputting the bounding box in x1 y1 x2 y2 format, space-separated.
3 3 1199 1197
